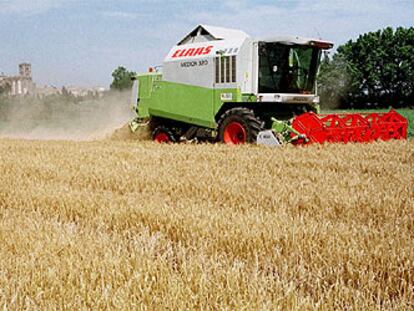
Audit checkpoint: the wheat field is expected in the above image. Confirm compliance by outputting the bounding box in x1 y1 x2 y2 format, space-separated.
0 138 413 310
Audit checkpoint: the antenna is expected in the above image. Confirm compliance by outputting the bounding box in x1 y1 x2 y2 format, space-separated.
313 27 322 39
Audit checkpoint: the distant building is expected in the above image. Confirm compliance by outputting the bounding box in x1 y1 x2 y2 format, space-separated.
19 63 32 79
66 86 106 98
0 63 36 96
35 85 61 97
0 63 107 98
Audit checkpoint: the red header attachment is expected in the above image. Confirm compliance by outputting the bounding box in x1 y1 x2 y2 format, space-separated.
292 110 408 144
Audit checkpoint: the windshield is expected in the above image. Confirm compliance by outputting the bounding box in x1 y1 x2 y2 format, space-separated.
258 42 321 94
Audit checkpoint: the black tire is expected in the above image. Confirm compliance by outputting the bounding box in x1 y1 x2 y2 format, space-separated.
152 126 177 143
217 108 263 144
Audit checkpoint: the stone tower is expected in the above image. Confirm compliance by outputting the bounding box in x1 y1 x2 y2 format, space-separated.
19 63 32 80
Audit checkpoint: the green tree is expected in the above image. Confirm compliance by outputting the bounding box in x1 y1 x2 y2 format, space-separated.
110 66 136 91
318 27 414 109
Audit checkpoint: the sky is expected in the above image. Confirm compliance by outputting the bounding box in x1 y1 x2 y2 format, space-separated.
0 0 413 88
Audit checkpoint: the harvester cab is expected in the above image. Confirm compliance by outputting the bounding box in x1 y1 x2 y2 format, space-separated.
256 37 333 107
130 25 408 145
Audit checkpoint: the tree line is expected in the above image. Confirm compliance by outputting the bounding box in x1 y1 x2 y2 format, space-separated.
318 27 414 109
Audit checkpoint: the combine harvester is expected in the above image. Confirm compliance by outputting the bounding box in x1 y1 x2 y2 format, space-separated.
130 25 408 145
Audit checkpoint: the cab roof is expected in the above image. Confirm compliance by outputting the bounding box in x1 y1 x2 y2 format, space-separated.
261 35 334 49
178 25 333 49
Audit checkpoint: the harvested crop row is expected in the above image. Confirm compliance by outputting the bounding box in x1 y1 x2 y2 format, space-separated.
0 139 413 309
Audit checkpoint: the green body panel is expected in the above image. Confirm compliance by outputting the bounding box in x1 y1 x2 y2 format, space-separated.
213 88 242 117
136 74 241 129
132 73 317 143
135 73 162 119
134 73 318 136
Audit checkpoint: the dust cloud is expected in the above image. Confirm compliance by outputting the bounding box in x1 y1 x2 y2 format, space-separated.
0 91 138 141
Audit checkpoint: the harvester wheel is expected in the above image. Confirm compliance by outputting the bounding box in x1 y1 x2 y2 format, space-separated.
152 126 176 143
217 108 263 144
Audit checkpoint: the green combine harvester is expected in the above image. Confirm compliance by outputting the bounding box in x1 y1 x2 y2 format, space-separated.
130 25 408 145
